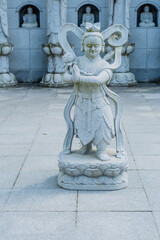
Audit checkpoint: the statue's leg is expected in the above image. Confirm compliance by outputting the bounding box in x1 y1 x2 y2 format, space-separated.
96 140 110 161
77 142 92 155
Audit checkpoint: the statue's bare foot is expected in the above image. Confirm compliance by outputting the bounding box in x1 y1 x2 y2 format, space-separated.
96 152 110 161
77 144 92 155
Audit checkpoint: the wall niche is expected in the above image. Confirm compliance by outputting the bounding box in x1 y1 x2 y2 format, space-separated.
19 5 40 28
78 4 99 27
137 4 158 27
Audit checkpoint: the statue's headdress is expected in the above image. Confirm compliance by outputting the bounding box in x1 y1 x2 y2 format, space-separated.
81 22 105 52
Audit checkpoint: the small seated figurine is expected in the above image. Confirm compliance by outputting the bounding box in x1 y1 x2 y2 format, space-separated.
22 7 38 28
80 6 95 27
139 5 155 27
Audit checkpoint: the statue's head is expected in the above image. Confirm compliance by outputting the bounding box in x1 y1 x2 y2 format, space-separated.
81 23 105 58
85 6 91 14
144 5 150 12
27 7 33 14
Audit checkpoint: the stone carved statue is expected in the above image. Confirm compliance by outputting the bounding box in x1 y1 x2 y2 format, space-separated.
22 7 38 28
46 0 67 43
139 5 155 27
0 0 8 43
108 0 130 29
57 22 129 190
80 6 95 27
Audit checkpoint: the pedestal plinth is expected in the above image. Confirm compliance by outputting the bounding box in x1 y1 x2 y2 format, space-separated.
41 43 72 87
58 150 128 191
0 44 17 87
110 72 137 87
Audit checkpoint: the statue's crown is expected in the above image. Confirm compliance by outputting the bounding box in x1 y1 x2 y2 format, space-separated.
86 22 101 32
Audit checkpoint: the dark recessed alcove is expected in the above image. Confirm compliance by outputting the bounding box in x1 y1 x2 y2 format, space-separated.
78 4 99 27
19 5 40 28
137 4 157 27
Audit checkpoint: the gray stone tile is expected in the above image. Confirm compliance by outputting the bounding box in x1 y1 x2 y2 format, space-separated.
146 189 160 211
23 155 58 172
0 212 75 240
127 133 160 144
0 190 10 211
128 170 143 188
139 170 160 189
0 156 25 189
153 212 160 234
0 126 38 135
29 143 63 156
131 143 160 156
76 212 159 240
0 144 30 157
4 188 77 212
135 156 160 170
123 124 160 134
0 134 35 145
14 170 59 189
78 189 150 211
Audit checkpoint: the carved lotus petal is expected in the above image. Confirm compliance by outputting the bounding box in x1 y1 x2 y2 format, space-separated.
42 45 51 55
77 164 88 173
104 168 121 177
84 168 103 177
126 44 135 55
1 45 12 55
59 161 67 170
65 168 81 177
51 46 63 55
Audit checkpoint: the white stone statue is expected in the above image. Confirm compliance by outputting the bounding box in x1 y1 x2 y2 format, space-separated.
22 7 38 28
57 22 129 190
108 0 130 29
139 5 155 27
46 0 67 43
0 0 8 43
80 6 95 27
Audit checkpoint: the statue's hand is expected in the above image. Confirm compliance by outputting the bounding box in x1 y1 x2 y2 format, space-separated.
72 65 81 83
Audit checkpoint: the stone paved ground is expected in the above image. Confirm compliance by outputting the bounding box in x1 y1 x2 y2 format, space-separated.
0 84 160 240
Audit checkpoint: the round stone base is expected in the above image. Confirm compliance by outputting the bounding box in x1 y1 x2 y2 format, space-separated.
58 150 128 191
0 72 17 87
40 73 72 88
109 72 138 87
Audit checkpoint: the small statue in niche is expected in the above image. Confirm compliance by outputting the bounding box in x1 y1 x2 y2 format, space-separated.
22 7 38 28
80 6 95 27
139 5 155 27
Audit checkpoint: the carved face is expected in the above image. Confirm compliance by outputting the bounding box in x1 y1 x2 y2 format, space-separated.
86 6 91 14
144 5 149 12
28 7 33 14
84 36 102 59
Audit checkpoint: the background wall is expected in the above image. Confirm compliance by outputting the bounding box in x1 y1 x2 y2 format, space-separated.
8 0 47 83
7 0 160 83
129 0 160 82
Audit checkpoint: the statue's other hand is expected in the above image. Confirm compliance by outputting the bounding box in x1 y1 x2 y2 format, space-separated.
72 65 80 83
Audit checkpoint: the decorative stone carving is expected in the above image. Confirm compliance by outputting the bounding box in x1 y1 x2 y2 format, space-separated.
108 0 130 29
41 0 69 87
139 5 155 27
108 0 137 86
57 22 129 190
0 0 8 43
46 0 67 44
80 6 95 27
105 42 137 86
22 7 38 28
0 0 17 87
